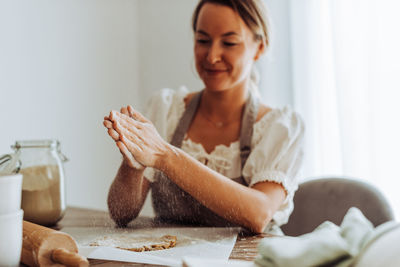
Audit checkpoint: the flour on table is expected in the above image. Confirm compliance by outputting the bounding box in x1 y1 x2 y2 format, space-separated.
89 234 177 252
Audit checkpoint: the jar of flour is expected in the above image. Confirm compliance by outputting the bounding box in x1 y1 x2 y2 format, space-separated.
12 140 68 226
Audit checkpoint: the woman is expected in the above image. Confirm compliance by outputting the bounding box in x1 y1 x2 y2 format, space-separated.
104 0 304 234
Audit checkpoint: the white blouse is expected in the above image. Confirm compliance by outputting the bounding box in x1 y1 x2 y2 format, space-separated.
143 87 304 227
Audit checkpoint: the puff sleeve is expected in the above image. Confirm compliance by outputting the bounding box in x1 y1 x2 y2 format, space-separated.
242 106 305 225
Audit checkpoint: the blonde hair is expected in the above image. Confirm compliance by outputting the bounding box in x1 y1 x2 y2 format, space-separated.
192 0 270 95
192 0 270 48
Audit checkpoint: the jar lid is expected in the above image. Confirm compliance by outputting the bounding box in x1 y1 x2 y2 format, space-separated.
12 139 60 149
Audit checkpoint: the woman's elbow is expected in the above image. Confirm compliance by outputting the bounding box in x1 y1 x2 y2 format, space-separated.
248 207 273 234
107 195 138 227
108 203 139 227
109 213 135 227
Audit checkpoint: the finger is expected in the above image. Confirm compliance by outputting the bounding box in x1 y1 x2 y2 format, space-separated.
103 119 113 129
109 110 121 122
120 106 129 116
128 106 148 123
113 120 127 137
109 111 115 121
127 105 135 118
108 128 119 141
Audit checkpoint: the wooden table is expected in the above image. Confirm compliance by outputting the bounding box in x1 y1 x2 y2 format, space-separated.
53 207 270 266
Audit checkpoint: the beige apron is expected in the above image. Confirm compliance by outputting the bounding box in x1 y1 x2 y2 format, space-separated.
151 90 259 226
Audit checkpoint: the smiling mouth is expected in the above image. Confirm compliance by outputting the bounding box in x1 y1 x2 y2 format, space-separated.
204 68 227 74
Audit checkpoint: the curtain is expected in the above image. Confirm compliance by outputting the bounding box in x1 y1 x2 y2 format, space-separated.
289 0 400 218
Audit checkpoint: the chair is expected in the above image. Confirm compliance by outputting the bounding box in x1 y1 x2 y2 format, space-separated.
281 177 395 236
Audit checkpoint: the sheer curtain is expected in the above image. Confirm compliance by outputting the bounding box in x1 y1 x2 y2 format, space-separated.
289 0 400 218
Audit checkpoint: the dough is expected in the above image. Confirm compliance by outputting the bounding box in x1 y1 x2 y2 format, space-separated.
89 234 177 252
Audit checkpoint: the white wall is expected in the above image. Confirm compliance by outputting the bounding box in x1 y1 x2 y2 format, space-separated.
0 0 292 215
136 0 203 107
0 0 141 211
260 0 293 106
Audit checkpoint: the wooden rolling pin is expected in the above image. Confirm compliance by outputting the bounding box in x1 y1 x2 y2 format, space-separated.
22 220 89 267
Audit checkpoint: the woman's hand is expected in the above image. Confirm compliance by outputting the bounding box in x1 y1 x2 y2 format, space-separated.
103 106 144 169
108 105 170 169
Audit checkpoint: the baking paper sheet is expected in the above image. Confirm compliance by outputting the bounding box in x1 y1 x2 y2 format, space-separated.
62 226 240 266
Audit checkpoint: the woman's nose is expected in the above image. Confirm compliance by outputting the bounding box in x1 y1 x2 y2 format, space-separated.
206 43 222 64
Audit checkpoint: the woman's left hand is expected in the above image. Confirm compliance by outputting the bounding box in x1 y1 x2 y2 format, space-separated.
108 106 169 169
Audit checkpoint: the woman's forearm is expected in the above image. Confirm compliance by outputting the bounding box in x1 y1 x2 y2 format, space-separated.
107 160 150 226
156 145 284 233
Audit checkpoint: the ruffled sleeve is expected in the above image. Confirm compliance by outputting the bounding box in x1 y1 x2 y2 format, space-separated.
142 87 188 182
242 106 305 226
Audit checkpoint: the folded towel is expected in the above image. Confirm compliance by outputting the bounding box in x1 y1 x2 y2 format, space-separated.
255 207 397 267
339 207 374 256
256 221 350 267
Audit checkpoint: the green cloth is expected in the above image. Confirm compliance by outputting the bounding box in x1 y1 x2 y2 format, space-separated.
255 207 397 267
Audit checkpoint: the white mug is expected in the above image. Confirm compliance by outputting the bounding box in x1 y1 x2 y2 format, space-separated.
0 174 23 213
0 209 23 267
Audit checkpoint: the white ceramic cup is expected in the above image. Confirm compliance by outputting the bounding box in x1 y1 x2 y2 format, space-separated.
0 209 23 267
0 173 22 213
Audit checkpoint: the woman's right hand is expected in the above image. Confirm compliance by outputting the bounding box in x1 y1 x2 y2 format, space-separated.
103 106 145 170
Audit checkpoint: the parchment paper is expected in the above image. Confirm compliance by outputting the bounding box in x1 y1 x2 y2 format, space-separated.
62 226 240 266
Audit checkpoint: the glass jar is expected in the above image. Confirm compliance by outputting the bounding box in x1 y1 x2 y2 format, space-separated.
12 140 68 226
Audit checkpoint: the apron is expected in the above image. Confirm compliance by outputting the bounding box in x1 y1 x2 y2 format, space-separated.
151 90 259 226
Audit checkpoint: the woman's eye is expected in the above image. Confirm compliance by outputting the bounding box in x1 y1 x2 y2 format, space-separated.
196 39 210 44
223 42 237 47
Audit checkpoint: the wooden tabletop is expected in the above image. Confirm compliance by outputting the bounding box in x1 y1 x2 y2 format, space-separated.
54 207 270 266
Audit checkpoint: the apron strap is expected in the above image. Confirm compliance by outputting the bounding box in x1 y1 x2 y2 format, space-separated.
239 91 259 170
170 91 203 147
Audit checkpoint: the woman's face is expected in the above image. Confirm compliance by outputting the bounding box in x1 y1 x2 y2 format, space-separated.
194 3 264 92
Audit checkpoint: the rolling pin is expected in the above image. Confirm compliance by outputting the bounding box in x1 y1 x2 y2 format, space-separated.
22 220 89 267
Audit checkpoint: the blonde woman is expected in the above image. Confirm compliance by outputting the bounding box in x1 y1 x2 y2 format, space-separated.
104 0 304 234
